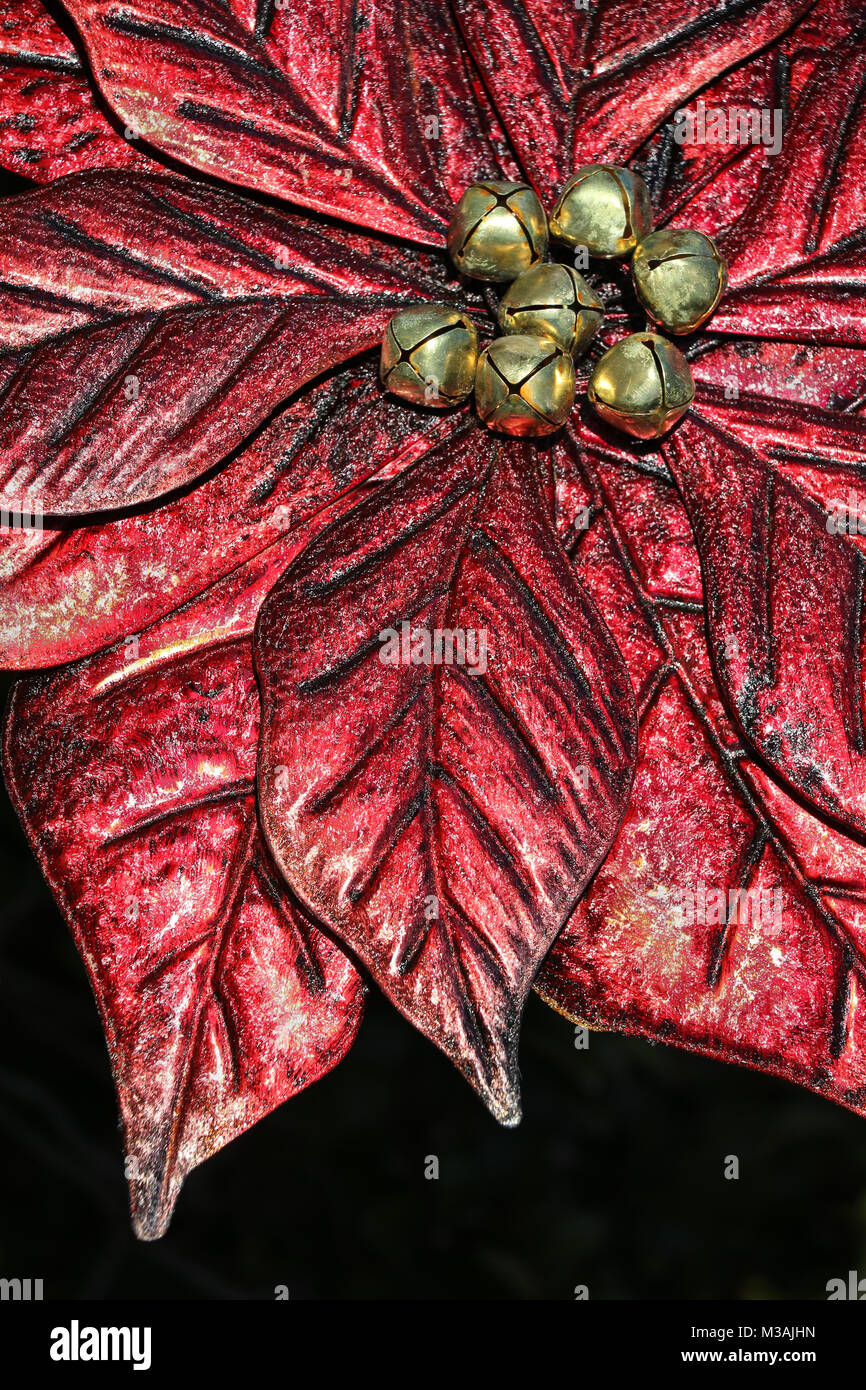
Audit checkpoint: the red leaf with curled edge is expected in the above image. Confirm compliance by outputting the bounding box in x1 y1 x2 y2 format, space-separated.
634 30 866 839
631 49 782 237
630 0 866 237
709 36 866 347
533 0 866 1096
452 0 811 198
0 359 466 668
4 501 366 1240
0 0 147 181
536 424 866 1118
57 0 508 244
0 169 458 516
536 15 866 1089
254 423 637 1122
663 409 866 838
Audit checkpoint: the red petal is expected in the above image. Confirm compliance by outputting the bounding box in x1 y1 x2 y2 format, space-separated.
695 381 866 565
665 410 866 838
538 430 866 1117
454 0 810 196
0 361 466 669
60 0 506 243
0 0 146 180
780 0 866 57
0 170 454 516
712 252 866 347
255 424 637 1121
695 379 866 474
721 37 866 289
691 340 866 412
637 2 866 236
646 52 779 233
4 538 365 1240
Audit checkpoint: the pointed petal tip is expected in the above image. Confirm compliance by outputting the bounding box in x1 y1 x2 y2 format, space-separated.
489 1092 522 1128
131 1206 173 1242
497 1100 522 1129
132 1218 170 1243
475 1064 522 1128
129 1172 178 1242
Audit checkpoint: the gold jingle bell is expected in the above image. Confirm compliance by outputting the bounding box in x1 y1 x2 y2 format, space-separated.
631 228 728 334
447 181 548 282
498 263 604 357
380 304 478 407
475 334 575 436
550 164 652 258
587 332 694 439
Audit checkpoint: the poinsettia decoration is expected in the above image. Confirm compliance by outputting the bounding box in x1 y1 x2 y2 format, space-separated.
1 0 864 1239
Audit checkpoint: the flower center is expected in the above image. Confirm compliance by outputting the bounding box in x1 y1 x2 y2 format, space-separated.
381 169 727 443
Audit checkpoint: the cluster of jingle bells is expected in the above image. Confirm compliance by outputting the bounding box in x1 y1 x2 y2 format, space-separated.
380 166 727 439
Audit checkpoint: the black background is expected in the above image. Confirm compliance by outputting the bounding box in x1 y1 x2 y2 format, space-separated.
1 161 865 1304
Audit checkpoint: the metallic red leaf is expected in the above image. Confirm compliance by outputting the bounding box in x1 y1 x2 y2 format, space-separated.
0 0 146 180
690 342 866 419
720 37 866 291
537 35 866 1092
59 0 507 244
4 516 365 1240
663 408 866 837
453 0 811 197
0 360 464 668
638 51 779 235
254 424 637 1121
622 1 865 237
0 169 455 516
706 37 866 347
538 427 866 1118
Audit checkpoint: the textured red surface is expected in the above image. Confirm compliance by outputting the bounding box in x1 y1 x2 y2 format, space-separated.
255 427 636 1119
1 0 866 1234
60 0 508 242
4 526 365 1239
0 360 466 667
535 17 866 1090
454 0 813 194
0 0 146 180
537 414 866 1117
667 414 866 836
0 171 456 515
